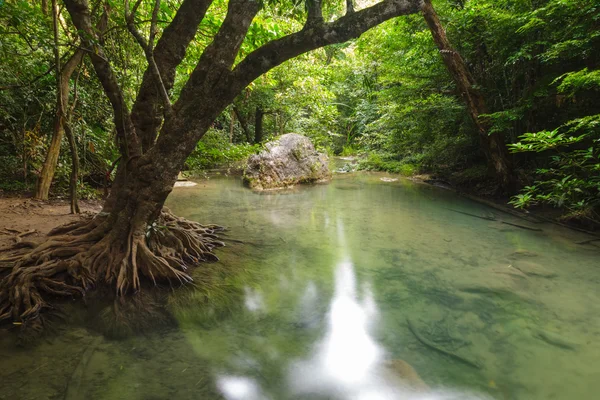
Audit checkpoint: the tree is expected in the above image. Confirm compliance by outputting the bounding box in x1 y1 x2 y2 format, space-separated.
34 50 83 202
421 0 515 191
0 0 424 327
35 4 108 203
254 106 265 144
233 104 253 143
39 0 84 213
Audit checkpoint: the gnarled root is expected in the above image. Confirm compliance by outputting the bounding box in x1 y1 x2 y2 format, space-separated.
0 210 225 329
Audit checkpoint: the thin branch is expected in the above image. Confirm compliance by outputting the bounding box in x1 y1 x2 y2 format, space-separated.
12 25 38 53
51 0 63 111
64 0 140 159
69 59 84 115
148 0 161 48
306 0 324 26
124 0 148 48
58 4 72 37
130 0 143 16
101 19 169 36
346 0 354 14
125 0 172 114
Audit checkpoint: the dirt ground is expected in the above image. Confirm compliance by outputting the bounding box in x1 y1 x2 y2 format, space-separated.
0 197 102 249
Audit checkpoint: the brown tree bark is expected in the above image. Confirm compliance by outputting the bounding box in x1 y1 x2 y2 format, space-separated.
0 0 424 328
35 50 83 201
233 105 252 143
229 108 235 143
63 120 80 214
421 0 515 191
130 0 213 152
47 0 80 213
254 107 264 144
346 0 354 14
35 7 108 201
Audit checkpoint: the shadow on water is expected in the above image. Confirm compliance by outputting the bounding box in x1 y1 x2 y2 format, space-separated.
1 173 599 399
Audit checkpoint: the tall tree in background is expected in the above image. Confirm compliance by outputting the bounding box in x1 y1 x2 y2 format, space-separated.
51 0 81 213
422 0 515 191
35 6 108 202
0 0 424 326
34 50 83 202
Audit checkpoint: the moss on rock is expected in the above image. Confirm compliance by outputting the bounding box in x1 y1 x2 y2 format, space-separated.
243 134 331 190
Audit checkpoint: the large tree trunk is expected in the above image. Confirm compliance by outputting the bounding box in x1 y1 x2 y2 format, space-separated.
422 0 515 191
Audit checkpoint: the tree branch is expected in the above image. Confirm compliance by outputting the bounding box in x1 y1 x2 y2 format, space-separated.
130 0 214 152
125 0 172 114
175 0 261 114
306 0 324 26
69 59 84 116
148 0 160 48
0 60 59 90
63 0 140 158
231 0 423 92
346 0 355 14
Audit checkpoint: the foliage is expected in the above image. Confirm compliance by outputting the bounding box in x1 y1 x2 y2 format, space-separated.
357 153 419 177
186 129 260 171
0 0 119 197
0 0 599 225
509 114 599 223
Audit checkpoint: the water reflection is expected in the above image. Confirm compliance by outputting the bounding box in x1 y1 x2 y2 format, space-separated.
288 216 388 397
285 266 490 399
216 375 265 400
215 217 492 399
288 259 386 398
174 176 598 400
243 286 264 313
283 217 490 400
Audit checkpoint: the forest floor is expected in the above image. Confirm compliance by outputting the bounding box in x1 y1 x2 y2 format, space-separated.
0 197 102 248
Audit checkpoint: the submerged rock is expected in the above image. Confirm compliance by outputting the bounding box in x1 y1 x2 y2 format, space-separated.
509 249 539 258
243 133 331 190
384 359 429 391
533 329 578 350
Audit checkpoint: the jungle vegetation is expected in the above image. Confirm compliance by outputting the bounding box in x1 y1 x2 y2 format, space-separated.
0 0 598 328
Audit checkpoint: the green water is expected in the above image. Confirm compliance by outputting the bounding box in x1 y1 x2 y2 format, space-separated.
1 173 599 400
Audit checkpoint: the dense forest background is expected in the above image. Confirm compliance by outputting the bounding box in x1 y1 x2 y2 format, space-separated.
1 0 598 225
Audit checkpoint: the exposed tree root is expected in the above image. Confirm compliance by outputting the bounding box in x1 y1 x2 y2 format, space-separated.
0 210 225 329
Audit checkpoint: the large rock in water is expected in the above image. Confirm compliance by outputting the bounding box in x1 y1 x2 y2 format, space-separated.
243 133 331 190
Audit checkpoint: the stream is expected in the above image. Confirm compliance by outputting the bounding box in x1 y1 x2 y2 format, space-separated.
1 172 599 399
